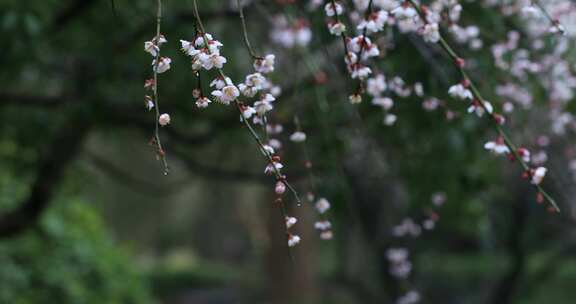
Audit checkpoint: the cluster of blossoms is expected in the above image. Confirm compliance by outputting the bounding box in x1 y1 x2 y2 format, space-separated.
271 16 313 48
143 31 172 173
367 73 430 125
387 192 445 304
314 198 334 240
144 34 172 119
386 0 560 209
487 0 569 35
287 119 335 240
177 24 307 247
387 247 412 278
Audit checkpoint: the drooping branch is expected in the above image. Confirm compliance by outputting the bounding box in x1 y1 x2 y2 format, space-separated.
406 0 560 212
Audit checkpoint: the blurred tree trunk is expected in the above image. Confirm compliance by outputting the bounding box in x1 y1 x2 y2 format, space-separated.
342 135 405 303
265 191 317 304
489 186 529 304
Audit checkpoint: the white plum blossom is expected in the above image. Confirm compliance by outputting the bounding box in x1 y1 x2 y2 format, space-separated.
253 54 275 74
265 161 283 174
324 2 344 17
518 148 531 163
144 41 159 57
386 248 408 263
384 113 397 126
180 33 227 71
275 181 286 194
241 106 256 119
367 74 387 96
391 5 417 19
271 16 312 48
374 0 400 11
262 145 275 155
392 218 421 237
290 131 307 142
422 23 440 43
158 113 171 126
288 234 301 247
328 22 347 36
467 100 493 117
238 73 267 97
211 85 240 105
448 83 473 100
397 291 421 304
357 10 389 34
314 220 332 230
372 97 394 110
286 216 298 228
521 5 541 18
179 39 200 56
320 231 333 240
484 140 510 155
152 57 171 73
210 76 233 90
195 97 211 109
315 198 331 214
532 167 547 185
254 93 275 116
198 53 227 70
351 65 372 79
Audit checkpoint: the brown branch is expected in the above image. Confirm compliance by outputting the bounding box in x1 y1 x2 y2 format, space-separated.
0 115 91 238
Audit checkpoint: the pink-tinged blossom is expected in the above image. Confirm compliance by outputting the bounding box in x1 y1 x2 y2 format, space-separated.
328 21 347 36
144 41 159 57
314 220 332 231
431 192 447 206
392 218 421 237
158 113 171 126
372 97 394 110
285 216 297 229
422 23 440 43
320 231 333 240
241 106 256 119
265 162 283 174
195 97 211 109
275 181 286 195
315 198 331 214
253 54 275 74
367 74 387 97
324 2 344 17
357 10 389 34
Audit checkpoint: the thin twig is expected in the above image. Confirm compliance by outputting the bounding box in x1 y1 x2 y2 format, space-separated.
531 0 566 35
407 0 560 212
153 0 169 175
191 0 302 206
236 0 263 59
